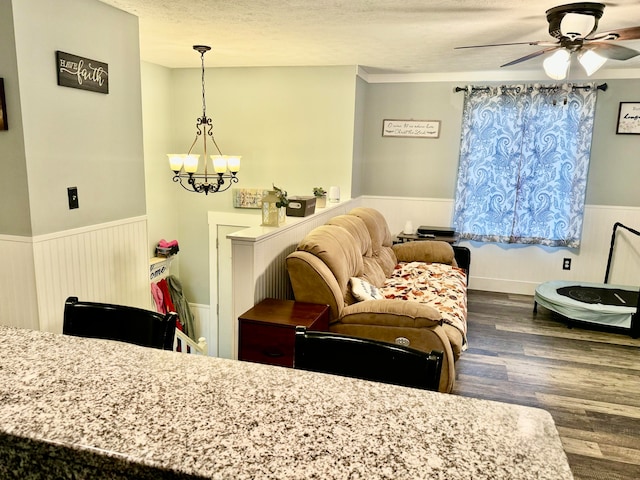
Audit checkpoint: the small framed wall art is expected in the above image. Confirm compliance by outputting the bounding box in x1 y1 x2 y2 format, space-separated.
233 188 267 209
382 119 440 138
616 102 640 134
0 78 7 130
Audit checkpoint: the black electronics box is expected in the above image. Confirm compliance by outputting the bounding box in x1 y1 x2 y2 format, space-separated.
417 226 456 236
286 196 316 217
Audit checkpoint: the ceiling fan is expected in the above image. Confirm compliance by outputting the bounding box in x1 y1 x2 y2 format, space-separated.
455 2 640 79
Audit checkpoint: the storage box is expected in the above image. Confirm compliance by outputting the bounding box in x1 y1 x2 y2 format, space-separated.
286 196 316 217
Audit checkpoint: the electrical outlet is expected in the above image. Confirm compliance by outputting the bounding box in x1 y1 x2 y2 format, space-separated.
67 187 79 209
563 258 571 270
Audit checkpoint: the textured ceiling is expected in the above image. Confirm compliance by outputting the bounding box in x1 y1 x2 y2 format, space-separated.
98 0 640 74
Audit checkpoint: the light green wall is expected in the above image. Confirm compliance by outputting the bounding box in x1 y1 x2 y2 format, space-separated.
141 62 180 262
148 65 358 303
361 78 640 207
351 75 368 198
0 0 31 236
11 0 146 236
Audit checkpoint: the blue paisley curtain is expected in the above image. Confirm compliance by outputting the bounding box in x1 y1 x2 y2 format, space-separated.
453 83 597 248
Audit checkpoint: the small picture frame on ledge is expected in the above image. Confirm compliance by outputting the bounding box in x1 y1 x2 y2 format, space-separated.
233 188 267 209
0 78 8 131
616 102 640 135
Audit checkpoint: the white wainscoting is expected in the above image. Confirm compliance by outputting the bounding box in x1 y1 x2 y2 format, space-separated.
189 303 209 346
361 196 640 294
0 235 39 330
32 216 150 333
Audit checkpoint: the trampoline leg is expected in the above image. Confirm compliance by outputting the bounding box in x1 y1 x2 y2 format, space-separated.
533 301 537 314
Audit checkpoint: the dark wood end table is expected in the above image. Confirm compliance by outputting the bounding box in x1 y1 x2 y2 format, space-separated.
238 298 330 367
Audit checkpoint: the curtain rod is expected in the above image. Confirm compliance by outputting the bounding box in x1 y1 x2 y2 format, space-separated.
454 83 608 93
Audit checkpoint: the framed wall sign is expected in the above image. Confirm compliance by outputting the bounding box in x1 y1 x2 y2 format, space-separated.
616 102 640 134
233 188 267 209
382 119 440 138
56 51 109 94
0 78 7 130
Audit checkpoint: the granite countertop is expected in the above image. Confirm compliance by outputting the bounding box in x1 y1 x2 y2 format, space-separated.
0 326 573 479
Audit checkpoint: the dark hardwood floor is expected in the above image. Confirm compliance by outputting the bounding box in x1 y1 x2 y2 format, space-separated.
452 290 640 480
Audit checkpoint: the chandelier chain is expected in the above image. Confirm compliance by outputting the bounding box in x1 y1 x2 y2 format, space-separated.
200 50 207 119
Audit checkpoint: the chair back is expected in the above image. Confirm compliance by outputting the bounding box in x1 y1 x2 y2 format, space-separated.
294 327 443 391
63 296 177 350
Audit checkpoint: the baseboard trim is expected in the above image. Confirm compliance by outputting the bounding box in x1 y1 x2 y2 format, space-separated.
469 277 538 296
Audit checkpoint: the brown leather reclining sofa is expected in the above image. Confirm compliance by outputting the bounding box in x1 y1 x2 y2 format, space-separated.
286 207 467 393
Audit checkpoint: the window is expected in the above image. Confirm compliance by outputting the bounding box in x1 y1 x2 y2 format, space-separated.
453 84 598 248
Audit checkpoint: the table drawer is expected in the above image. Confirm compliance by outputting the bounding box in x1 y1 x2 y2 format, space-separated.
239 323 294 367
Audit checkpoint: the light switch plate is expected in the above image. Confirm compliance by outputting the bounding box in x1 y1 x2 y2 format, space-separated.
68 187 79 209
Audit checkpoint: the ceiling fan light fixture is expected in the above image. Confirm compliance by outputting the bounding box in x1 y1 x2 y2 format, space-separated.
543 49 571 80
578 49 607 75
560 13 596 38
546 3 604 39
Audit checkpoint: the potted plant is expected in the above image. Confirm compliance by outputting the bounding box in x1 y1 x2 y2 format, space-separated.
273 184 289 209
313 187 327 208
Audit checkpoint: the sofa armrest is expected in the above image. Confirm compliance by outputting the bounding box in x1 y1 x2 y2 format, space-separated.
340 299 442 328
287 251 345 321
392 240 457 266
331 301 455 392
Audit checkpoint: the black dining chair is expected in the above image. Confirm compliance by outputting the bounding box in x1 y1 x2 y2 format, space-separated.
294 326 443 391
63 296 177 350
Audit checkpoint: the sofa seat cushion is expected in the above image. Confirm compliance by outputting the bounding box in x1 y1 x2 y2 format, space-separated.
379 262 467 351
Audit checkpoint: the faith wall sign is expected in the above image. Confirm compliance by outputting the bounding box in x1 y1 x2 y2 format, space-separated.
56 51 109 94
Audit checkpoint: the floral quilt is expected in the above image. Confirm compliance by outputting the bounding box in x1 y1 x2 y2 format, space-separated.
380 261 467 349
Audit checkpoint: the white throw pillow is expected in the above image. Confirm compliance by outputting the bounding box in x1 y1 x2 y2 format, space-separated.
350 277 384 301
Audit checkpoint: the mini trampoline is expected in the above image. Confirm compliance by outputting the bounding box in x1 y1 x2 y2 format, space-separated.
534 222 640 338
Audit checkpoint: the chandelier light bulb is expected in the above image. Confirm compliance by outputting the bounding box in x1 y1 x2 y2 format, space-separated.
183 154 200 174
212 155 228 174
168 154 184 172
227 156 241 173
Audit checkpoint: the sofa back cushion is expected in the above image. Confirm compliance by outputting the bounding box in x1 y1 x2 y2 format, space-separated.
325 215 372 257
326 215 386 287
348 207 397 277
296 224 363 305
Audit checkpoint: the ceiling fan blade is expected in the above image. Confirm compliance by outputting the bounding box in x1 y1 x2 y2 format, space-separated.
500 47 560 67
587 25 640 41
455 41 553 49
587 42 640 61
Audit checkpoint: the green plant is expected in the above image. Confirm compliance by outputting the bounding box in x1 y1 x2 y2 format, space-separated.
313 187 326 197
272 184 289 208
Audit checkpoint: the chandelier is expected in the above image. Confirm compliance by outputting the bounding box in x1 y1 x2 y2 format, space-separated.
167 45 240 195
